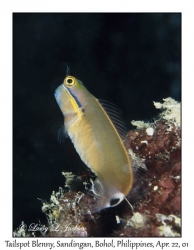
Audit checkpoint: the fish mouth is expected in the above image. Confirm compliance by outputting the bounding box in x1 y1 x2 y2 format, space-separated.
54 85 62 106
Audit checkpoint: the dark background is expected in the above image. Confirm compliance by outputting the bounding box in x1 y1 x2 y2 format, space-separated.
13 13 181 230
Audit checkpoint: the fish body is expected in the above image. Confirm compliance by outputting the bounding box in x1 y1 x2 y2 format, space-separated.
54 76 133 212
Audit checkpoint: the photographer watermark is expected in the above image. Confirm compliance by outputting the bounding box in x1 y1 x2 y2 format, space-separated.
18 221 86 235
19 222 49 235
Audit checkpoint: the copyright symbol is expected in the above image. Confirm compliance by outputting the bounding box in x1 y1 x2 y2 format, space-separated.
19 222 27 231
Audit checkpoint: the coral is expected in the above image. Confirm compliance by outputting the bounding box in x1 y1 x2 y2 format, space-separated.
42 190 88 237
113 97 181 237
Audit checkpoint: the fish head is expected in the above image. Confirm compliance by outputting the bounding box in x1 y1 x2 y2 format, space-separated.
54 76 87 116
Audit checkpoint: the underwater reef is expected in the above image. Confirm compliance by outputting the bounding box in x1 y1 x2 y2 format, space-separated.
14 97 181 237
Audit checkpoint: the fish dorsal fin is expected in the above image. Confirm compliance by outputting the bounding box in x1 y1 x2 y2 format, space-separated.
97 99 128 140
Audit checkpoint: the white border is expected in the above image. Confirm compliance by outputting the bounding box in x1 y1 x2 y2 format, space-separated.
1 0 193 249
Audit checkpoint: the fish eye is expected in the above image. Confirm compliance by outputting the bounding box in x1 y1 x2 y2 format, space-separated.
64 76 75 87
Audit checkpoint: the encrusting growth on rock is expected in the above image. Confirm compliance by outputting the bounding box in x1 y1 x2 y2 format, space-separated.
121 97 181 237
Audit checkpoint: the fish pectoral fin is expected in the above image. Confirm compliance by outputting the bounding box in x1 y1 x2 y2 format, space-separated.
58 107 84 143
64 107 85 127
58 125 68 144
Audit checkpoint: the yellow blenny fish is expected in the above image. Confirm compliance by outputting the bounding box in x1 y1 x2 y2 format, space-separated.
54 74 133 212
